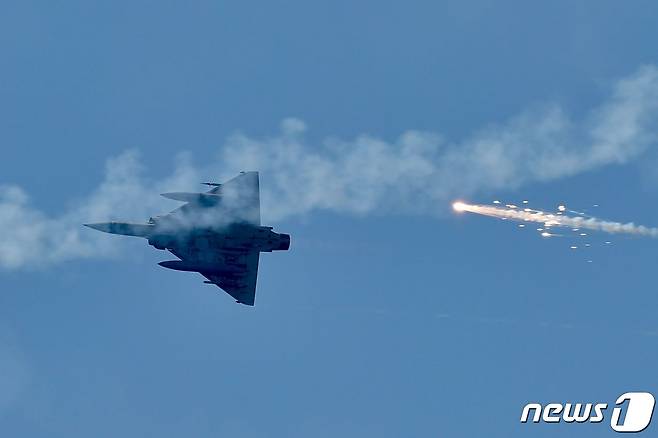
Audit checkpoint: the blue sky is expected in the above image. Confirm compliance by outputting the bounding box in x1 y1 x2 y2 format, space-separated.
2 1 658 436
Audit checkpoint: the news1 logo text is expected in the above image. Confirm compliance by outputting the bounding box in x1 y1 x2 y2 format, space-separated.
521 392 655 433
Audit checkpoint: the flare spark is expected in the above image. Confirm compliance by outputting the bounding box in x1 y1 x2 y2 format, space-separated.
452 202 658 238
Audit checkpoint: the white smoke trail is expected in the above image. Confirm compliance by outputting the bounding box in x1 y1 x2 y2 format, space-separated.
452 202 658 238
1 65 658 269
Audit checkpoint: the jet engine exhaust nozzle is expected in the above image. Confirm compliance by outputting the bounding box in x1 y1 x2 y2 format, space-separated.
277 233 291 251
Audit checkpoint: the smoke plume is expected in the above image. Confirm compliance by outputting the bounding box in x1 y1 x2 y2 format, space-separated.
1 65 658 268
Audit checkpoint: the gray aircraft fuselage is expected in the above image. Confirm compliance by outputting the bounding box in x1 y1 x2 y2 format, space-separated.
85 221 290 255
83 171 289 305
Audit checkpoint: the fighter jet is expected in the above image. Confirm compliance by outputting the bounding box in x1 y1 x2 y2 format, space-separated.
84 171 290 306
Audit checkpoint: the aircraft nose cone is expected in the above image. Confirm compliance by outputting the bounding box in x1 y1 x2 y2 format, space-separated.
83 222 113 233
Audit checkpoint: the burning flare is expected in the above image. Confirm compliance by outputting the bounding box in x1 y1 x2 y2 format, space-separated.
452 202 658 238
